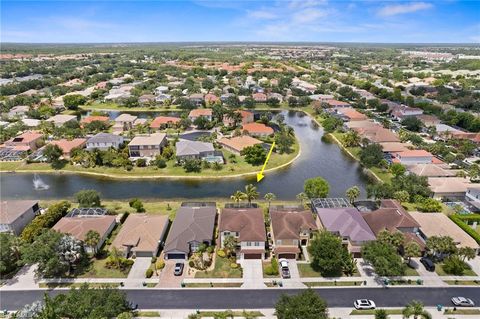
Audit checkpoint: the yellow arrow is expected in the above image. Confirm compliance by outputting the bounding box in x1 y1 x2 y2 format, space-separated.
257 141 275 182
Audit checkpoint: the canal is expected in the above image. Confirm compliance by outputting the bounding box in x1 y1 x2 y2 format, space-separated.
1 111 370 200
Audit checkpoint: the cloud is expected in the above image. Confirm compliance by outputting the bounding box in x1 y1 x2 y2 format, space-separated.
292 9 328 23
51 17 117 31
287 0 327 9
378 2 433 17
247 10 278 20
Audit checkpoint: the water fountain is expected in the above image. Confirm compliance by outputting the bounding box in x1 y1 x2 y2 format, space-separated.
33 174 50 190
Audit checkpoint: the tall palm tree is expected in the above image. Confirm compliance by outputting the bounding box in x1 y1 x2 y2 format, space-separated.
84 230 101 255
230 191 246 205
109 247 122 269
244 184 259 206
296 192 309 206
402 300 432 319
346 186 360 204
264 192 276 209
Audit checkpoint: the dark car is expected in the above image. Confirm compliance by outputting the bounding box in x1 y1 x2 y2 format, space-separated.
420 257 435 272
174 262 184 276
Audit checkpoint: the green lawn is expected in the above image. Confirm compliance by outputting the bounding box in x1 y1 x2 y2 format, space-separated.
404 266 419 276
304 281 363 287
76 257 131 278
262 261 280 278
444 309 480 315
184 282 242 288
445 280 480 285
297 263 359 278
435 263 477 276
194 256 242 278
198 311 263 318
39 282 120 288
350 309 403 315
134 311 161 317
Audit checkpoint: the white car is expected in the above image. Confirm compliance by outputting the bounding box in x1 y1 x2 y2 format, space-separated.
354 299 376 310
451 297 475 307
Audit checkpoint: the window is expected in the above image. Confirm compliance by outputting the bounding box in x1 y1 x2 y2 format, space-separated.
276 240 282 245
254 242 259 246
246 242 252 246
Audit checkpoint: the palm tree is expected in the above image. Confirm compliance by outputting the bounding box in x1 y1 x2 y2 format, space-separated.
230 191 246 205
296 192 309 207
264 192 276 209
343 131 361 147
402 300 432 319
84 230 101 255
109 247 122 269
345 186 360 204
244 184 259 206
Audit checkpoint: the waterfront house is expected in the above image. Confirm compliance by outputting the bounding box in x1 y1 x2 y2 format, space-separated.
0 200 40 235
47 114 77 127
86 132 124 151
2 131 43 152
391 150 434 165
222 110 254 127
128 133 167 158
218 135 262 155
150 116 181 130
428 177 470 200
242 123 274 137
49 138 87 158
114 113 137 132
188 109 213 122
175 140 216 162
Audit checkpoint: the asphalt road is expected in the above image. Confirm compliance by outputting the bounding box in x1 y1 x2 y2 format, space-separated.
2 287 480 311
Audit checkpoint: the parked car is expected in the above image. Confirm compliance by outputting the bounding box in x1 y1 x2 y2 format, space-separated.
354 299 376 310
451 297 475 307
420 257 435 272
279 258 290 279
174 262 184 276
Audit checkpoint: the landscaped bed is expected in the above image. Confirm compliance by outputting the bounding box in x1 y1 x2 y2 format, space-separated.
444 280 480 285
350 309 403 315
39 282 120 288
194 256 242 278
435 263 477 276
297 263 360 278
76 257 131 278
304 281 363 287
183 282 242 288
444 309 480 315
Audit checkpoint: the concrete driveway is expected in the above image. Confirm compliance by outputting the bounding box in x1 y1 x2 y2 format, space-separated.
158 260 186 288
240 259 266 288
281 259 305 288
124 257 152 287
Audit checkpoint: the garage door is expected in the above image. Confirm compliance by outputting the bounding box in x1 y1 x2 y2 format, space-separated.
243 253 262 259
278 253 296 259
167 253 186 260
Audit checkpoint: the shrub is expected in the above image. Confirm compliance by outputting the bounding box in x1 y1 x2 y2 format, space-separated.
207 246 214 254
145 268 153 278
156 259 165 270
230 263 239 269
125 164 133 171
417 197 442 212
265 265 275 276
136 158 147 167
154 158 167 169
120 212 129 224
151 256 157 264
189 260 194 267
450 215 480 244
217 249 226 258
443 255 468 275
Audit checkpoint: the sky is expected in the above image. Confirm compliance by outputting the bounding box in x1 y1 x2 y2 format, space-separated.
1 0 479 43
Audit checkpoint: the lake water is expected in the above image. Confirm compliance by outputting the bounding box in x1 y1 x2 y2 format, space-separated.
1 111 370 200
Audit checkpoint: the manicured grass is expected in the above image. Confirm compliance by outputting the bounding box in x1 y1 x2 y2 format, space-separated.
401 201 453 214
184 282 242 288
81 102 165 112
435 263 477 276
135 311 161 317
444 309 480 315
369 167 393 183
76 257 131 278
445 280 480 285
304 281 363 287
0 161 23 171
350 309 403 315
198 311 263 318
262 261 280 278
404 266 419 276
297 263 359 278
194 256 242 278
39 282 120 288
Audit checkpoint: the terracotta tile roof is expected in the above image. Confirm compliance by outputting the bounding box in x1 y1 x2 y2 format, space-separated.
428 177 469 194
112 214 169 253
204 93 219 103
327 99 350 107
274 246 301 254
150 116 180 129
6 131 43 144
362 200 419 235
394 150 433 158
379 142 413 153
406 164 456 177
81 116 109 124
53 215 116 241
49 138 87 154
252 93 267 101
270 209 317 241
0 200 38 224
354 126 400 143
189 109 212 117
337 108 367 121
219 136 262 153
219 208 266 242
242 123 274 135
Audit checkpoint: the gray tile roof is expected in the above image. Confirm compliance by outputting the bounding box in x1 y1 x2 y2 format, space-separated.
175 140 214 157
87 132 124 144
316 207 375 242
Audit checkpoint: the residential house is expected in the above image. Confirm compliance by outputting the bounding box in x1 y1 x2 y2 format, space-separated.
49 138 87 158
7 105 29 119
81 115 110 126
391 150 434 165
175 140 217 161
128 133 167 158
416 114 441 127
21 118 41 128
362 200 424 250
410 212 480 253
155 93 171 104
2 131 43 152
379 142 413 153
406 164 456 177
336 108 368 121
465 185 480 210
218 136 262 155
189 93 205 106
326 99 351 108
242 123 274 137
219 208 266 260
154 86 169 95
86 133 124 151
314 206 375 257
270 209 318 259
114 113 137 132
112 214 169 257
428 177 470 199
163 206 217 260
150 116 180 130
138 94 156 104
390 105 423 121
252 92 267 103
53 214 116 253
222 110 254 127
0 200 40 235
204 93 220 105
267 92 283 102
354 126 400 143
47 114 77 127
188 109 213 122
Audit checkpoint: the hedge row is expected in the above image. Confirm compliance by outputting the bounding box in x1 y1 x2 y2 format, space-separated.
449 215 480 244
455 214 480 223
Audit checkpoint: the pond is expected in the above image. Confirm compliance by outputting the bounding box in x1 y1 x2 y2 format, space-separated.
1 111 370 200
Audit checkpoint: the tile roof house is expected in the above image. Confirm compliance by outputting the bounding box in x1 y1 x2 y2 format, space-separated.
175 140 216 161
188 109 213 122
406 164 456 177
0 200 40 235
86 133 124 151
219 208 266 260
164 206 217 260
218 135 263 155
345 120 378 130
410 212 480 252
204 93 220 104
354 126 400 143
53 215 116 253
391 150 434 165
378 142 413 153
362 200 424 250
314 206 375 256
428 177 470 199
416 114 441 127
47 114 77 127
128 133 167 158
114 113 138 132
112 214 169 257
252 92 267 102
336 108 368 121
242 123 274 137
49 138 87 158
270 209 318 259
390 105 423 120
222 110 254 127
150 116 181 130
326 99 351 108
80 115 110 125
2 131 43 152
